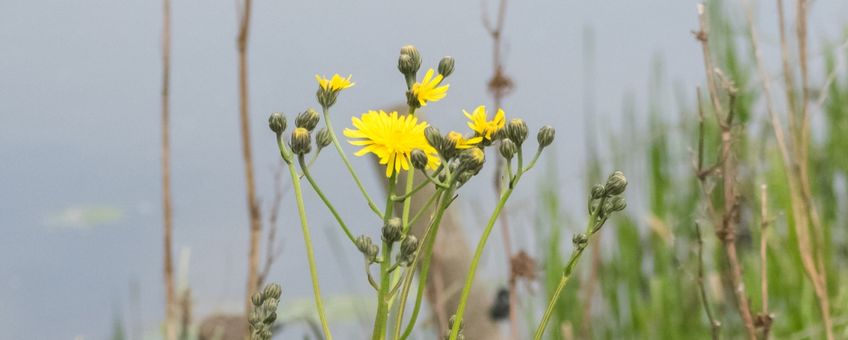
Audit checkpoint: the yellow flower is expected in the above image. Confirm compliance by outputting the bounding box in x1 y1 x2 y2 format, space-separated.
411 69 449 107
464 105 505 140
446 131 482 150
344 110 440 177
315 74 355 92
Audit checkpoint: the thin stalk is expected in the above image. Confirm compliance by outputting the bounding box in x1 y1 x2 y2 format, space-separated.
322 107 383 217
160 0 175 337
448 169 522 340
401 168 416 229
408 190 441 227
533 198 603 340
277 137 333 340
372 175 397 340
696 223 721 340
298 154 356 244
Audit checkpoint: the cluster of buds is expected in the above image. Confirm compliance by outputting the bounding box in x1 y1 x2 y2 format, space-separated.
268 109 328 162
249 283 282 340
444 315 465 340
576 171 628 250
355 235 380 263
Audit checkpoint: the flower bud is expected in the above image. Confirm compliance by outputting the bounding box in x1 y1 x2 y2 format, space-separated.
261 329 273 339
438 56 455 77
398 54 417 76
401 235 419 257
590 184 606 199
608 196 627 212
355 235 374 253
268 112 287 134
262 283 282 300
537 125 555 148
573 233 588 248
457 147 485 173
315 127 332 150
382 217 403 243
498 138 517 160
251 292 263 306
295 108 320 131
263 311 277 324
425 126 444 150
410 149 429 170
367 244 379 261
290 127 312 155
399 45 422 74
505 118 528 146
605 171 628 196
249 311 261 326
316 88 339 108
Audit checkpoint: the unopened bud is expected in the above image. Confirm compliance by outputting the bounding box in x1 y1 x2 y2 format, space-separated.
316 127 332 149
425 126 444 151
251 292 263 306
268 112 287 134
382 217 403 243
398 54 416 76
537 125 555 148
590 184 606 199
457 147 485 173
505 118 528 146
262 283 282 300
605 171 627 196
438 56 455 77
399 45 422 74
401 235 419 257
609 196 627 212
410 149 429 170
499 138 517 160
573 233 589 248
295 109 320 131
290 127 312 155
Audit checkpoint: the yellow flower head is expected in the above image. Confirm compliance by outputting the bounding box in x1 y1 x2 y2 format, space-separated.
315 74 355 92
464 105 506 140
411 69 449 107
344 110 440 177
446 131 482 150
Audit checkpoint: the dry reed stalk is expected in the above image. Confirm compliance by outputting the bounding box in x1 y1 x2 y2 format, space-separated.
236 0 263 327
160 0 176 338
741 1 833 337
694 5 757 339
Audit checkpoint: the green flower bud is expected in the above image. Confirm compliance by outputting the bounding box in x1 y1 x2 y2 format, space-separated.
316 88 339 108
498 138 517 160
605 171 628 196
398 54 417 76
382 217 403 243
401 235 419 257
261 329 273 339
573 233 589 248
262 283 282 300
295 108 320 131
424 126 444 151
367 244 379 261
355 235 374 254
249 311 261 326
505 118 528 146
438 56 455 77
537 125 555 148
609 196 627 212
399 45 422 74
457 147 485 173
290 127 312 155
410 149 429 170
315 127 332 150
263 311 277 324
590 184 606 199
251 292 263 306
268 112 287 134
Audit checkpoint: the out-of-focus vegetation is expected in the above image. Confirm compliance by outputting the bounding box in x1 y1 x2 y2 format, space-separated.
533 1 848 339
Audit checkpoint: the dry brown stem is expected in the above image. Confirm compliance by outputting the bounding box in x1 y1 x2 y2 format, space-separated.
741 1 833 337
694 5 757 339
236 0 263 327
160 0 176 338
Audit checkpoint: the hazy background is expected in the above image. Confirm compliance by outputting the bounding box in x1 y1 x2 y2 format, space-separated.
1 0 846 339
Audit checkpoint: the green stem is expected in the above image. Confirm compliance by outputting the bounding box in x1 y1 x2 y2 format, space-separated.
401 169 416 229
533 199 604 340
399 185 453 340
298 154 356 244
322 106 383 217
393 173 431 202
277 136 333 340
448 181 517 340
408 190 441 227
372 175 397 340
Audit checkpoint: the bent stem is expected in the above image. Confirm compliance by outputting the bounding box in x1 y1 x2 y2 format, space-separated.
322 106 384 217
277 136 333 340
298 154 356 244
